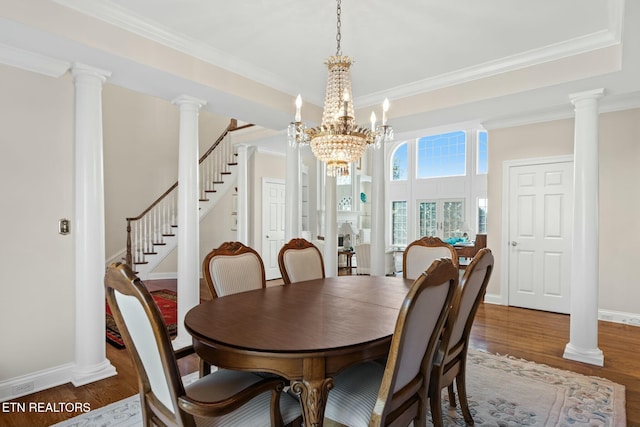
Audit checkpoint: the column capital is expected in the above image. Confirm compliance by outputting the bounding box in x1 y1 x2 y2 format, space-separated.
172 94 207 109
71 63 111 83
569 88 605 105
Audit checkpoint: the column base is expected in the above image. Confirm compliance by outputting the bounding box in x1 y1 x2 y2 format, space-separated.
563 342 604 366
71 359 117 387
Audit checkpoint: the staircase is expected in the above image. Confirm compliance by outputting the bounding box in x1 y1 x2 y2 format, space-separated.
125 119 249 278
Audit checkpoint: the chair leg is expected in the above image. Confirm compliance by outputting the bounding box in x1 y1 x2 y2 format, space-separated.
199 358 211 377
455 374 474 426
447 384 457 408
429 387 444 427
270 386 284 427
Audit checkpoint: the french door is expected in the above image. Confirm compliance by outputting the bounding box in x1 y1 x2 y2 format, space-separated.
417 199 465 239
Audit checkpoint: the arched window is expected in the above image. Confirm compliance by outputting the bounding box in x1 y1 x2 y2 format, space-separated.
391 142 408 181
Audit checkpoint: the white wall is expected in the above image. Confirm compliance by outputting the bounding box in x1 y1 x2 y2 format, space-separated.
250 150 286 253
0 64 75 380
487 109 640 316
102 84 230 262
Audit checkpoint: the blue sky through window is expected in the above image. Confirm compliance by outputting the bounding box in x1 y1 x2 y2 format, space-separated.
417 131 466 178
391 143 408 180
478 131 488 174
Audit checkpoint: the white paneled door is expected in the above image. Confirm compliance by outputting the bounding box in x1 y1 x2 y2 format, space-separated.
262 179 286 280
507 159 573 314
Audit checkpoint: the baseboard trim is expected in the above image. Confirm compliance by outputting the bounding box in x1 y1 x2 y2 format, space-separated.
598 308 640 327
0 363 74 402
147 272 178 281
482 295 640 328
483 292 504 306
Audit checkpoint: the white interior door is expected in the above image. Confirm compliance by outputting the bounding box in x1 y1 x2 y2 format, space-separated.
262 179 286 280
507 159 573 313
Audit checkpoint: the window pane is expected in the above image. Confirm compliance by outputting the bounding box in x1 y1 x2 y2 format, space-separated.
391 143 408 181
478 198 488 234
392 201 407 246
418 202 437 237
477 131 488 174
442 201 464 239
417 131 466 178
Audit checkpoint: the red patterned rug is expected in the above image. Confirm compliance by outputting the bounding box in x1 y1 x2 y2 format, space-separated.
105 289 177 348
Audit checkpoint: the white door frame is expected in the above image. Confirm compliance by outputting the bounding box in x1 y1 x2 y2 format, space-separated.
262 177 286 280
500 154 574 307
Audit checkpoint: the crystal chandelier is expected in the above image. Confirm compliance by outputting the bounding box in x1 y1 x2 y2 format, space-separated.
288 0 393 177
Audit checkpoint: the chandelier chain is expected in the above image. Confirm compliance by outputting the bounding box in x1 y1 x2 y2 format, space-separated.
336 0 342 56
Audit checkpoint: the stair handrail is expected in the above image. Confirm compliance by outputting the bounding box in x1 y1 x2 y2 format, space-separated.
125 118 252 267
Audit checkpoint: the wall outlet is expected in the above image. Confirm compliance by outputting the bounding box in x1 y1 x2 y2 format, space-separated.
12 381 34 395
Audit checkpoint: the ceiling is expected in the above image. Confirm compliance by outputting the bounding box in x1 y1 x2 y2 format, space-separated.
2 0 640 146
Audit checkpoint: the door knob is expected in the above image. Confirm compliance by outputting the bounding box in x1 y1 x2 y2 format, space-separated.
511 241 518 247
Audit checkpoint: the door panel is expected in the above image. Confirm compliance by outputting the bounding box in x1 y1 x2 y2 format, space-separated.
508 160 573 313
262 180 285 280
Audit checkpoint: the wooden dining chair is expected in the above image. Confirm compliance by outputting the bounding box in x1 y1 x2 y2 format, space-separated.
403 236 459 280
278 238 325 284
203 241 266 298
324 258 458 427
104 262 301 427
429 248 494 426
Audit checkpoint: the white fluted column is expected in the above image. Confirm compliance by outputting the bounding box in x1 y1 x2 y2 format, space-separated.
237 145 250 245
324 170 338 277
71 63 116 386
370 145 386 276
563 88 605 366
172 95 206 350
285 142 301 241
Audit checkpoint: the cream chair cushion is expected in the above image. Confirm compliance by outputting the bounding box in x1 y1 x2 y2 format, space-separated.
208 252 263 297
405 245 454 280
282 247 323 283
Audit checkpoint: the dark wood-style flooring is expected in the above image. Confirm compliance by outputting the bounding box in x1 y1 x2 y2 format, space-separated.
2 274 639 427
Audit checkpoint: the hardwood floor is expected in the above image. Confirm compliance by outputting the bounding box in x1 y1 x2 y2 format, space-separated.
2 278 639 426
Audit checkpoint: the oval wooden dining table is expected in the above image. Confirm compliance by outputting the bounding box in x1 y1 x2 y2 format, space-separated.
184 275 414 427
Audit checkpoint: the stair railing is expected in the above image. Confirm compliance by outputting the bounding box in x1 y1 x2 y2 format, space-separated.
125 118 249 268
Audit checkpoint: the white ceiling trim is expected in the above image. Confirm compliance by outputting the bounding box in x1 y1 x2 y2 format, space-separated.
0 42 70 77
52 0 296 96
482 91 640 130
358 29 621 107
53 0 625 109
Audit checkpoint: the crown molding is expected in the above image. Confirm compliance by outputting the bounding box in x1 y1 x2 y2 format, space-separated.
0 43 69 77
358 28 621 107
482 90 640 130
52 0 296 96
53 0 625 109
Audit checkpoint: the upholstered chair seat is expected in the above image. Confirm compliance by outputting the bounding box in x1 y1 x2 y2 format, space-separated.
324 258 458 427
403 236 459 280
429 248 494 427
105 262 301 427
203 241 266 299
278 238 325 284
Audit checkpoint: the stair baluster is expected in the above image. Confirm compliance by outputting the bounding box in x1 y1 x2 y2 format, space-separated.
125 119 250 271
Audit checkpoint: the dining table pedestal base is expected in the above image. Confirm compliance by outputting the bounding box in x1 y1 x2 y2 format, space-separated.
291 377 334 427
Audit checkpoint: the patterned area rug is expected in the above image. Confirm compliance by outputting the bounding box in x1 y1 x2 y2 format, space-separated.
105 289 177 348
427 350 626 426
50 351 626 426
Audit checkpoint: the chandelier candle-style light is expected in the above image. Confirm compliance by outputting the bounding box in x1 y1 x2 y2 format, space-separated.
288 0 393 177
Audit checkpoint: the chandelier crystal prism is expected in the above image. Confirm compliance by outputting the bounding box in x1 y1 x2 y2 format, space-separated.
287 0 393 177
